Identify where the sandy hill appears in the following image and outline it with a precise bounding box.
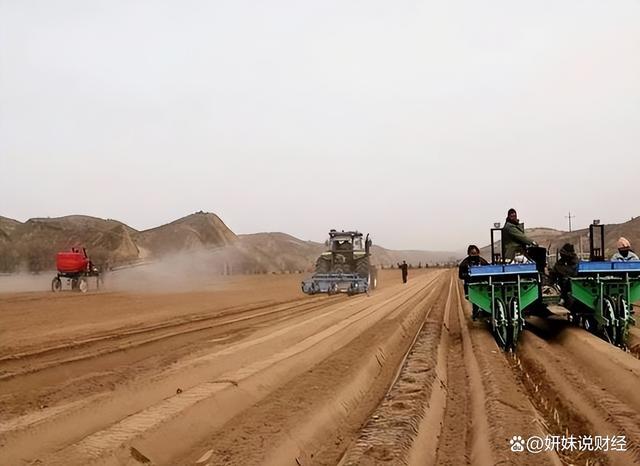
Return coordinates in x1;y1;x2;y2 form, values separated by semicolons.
0;215;140;272
136;212;237;257
0;212;237;273
480;217;640;260
238;233;325;272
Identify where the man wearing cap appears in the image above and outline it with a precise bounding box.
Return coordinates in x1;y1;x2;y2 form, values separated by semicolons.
458;245;489;281
458;245;489;320
501;208;536;262
611;237;640;261
550;243;580;306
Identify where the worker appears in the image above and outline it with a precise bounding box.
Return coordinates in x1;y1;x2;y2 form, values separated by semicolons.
397;260;409;283
549;243;579;306
458;245;489;320
458;245;489;281
611;237;640;261
502;208;536;262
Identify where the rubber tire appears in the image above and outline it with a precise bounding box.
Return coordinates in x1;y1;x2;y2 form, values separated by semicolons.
315;257;330;274
355;257;370;278
78;278;88;293
51;277;62;292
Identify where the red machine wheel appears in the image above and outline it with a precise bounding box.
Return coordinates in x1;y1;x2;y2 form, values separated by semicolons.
78;278;88;293
51;277;62;292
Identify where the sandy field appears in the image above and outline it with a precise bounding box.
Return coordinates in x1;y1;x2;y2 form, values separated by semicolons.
1;268;639;465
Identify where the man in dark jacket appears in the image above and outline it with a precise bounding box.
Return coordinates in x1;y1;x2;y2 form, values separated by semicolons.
502;208;536;262
458;245;489;280
398;261;408;283
549;243;579;306
459;245;489;320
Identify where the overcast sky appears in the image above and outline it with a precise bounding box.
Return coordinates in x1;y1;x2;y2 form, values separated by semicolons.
1;0;639;250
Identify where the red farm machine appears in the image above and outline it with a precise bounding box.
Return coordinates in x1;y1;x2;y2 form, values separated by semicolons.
51;248;101;293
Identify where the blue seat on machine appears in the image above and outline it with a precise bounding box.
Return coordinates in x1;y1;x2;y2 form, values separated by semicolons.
578;262;613;272
612;262;640;271
468;263;537;276
468;264;503;276
503;263;537;274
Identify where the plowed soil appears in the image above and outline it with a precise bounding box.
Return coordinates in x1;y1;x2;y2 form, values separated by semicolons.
1;269;638;465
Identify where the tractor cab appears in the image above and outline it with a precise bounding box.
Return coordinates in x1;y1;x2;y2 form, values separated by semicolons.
326;230;371;254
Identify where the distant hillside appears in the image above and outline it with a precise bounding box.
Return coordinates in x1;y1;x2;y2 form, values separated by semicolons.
0;213;461;274
0;215;140;272
6;212;636;274
238;232;460;271
0;212;236;272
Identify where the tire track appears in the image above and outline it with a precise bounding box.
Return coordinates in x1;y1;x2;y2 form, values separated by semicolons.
2;272;444;465
180;272;447;466
0;295;344;380
515;328;640;465
338;274;454;465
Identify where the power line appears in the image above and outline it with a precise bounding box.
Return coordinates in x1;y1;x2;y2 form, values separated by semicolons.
565;211;575;232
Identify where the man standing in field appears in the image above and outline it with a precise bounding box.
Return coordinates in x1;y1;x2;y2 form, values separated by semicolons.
397;261;409;283
501;208;536;262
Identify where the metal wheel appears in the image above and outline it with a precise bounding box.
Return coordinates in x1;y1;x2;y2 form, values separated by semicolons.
508;298;522;351
615;297;630;348
492;298;509;350
581;314;596;333
602;297;618;344
619;297;630;319
51;277;62;292
78;278;88;293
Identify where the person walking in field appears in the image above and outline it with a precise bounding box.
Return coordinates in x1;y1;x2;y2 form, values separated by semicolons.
611;237;640;261
502;208;536;262
397;260;409;283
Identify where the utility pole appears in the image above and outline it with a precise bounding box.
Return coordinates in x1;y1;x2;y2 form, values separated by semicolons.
565;211;575;232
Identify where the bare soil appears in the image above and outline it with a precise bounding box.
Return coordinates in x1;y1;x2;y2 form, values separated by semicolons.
1;269;638;465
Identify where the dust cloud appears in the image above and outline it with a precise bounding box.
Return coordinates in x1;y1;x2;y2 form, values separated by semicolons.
0;246;260;294
0;274;53;293
104;246;254;293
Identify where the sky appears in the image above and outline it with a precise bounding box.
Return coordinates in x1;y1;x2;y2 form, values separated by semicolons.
1;0;639;251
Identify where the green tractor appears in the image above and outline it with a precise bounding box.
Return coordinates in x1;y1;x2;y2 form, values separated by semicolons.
302;229;377;295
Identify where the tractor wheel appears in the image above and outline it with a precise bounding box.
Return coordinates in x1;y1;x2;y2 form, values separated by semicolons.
355;258;377;291
315;257;330;274
78;278;88;293
51;277;62;292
